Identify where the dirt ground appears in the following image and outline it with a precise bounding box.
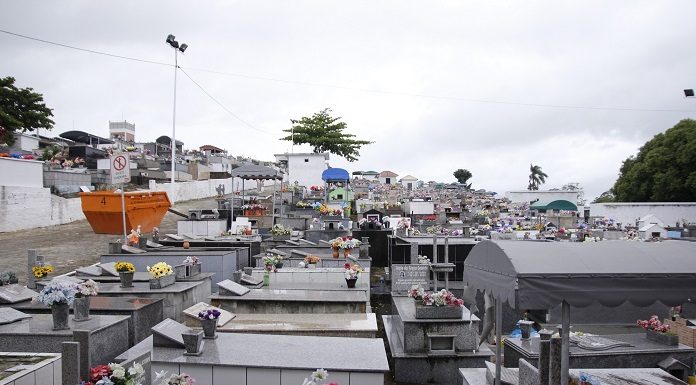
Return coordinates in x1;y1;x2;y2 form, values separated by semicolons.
0;197;220;283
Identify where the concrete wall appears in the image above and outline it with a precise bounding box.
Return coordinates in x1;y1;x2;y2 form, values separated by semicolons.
590;202;696;228
505;190;579;204
0;157;44;188
13;132;40;152
403;200;434;215
0;186;85;232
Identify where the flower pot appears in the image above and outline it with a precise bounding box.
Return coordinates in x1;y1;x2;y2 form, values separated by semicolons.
182;330;204;355
150;273;175;289
332;248;340;258
346;278;357;288
119;272;134;288
174;264;188;279
414;303;463;319
183;240;190;249
52;303;70;330
518;320;534;340
646;329;679;346
73;296;91;322
263;272;270;287
200;318;217;339
344;248;351;257
186;263;201;277
308;263;317;270
275;262;284;269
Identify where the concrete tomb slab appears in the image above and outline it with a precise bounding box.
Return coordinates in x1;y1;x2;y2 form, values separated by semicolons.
183;302;235;326
152;318;191;348
100;262;119;277
217;279;250;296
0;284;37;304
75;265;103;276
0;308;32;324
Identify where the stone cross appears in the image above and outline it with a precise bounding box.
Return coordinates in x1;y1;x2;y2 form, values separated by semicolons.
27;249;43;289
359;237;371;259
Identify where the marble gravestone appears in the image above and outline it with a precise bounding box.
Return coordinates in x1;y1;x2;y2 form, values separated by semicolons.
0;285;37;304
183;302;235;326
0;308;32;324
152;318;192;348
391;264;430;293
217;280;250;296
100;262;119;277
76;265;103;276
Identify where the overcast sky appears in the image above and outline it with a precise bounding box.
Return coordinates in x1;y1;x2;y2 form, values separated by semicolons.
3;1;696;200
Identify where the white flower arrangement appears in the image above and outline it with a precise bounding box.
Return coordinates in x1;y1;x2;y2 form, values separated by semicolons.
301;368;329;385
76;279;99;297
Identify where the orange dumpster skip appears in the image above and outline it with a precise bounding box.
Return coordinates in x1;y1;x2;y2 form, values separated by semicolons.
79;191;171;234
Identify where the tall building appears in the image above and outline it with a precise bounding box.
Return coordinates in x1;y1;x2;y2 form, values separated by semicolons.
109;121;135;143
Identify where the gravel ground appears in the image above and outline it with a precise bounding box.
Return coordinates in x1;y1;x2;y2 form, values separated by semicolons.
0;197;220;283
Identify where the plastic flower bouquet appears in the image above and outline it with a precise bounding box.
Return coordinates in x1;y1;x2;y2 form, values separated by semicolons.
147;262;174;279
115;262;135;273
36;281;77;308
407;284;425;300
183;256;199;265
417;255;431;265
339;236;361;250
301;368;336;385
197;308;221;320
344;263;363;279
76;279;99;297
263;253;281;266
637;315;671;333
32;264;54;278
422;289;465;307
270;224;291;236
85;362;145;385
154;371;197;385
304;255;321;264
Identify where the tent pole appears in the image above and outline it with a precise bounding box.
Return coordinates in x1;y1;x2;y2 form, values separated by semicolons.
561;300;570;385
495;297;502;385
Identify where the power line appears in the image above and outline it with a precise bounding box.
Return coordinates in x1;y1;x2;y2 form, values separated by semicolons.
178;67;273;135
2;28;694;114
0;29;171;67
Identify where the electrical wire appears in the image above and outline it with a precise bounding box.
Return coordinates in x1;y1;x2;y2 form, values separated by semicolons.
178;67;273;135
1;28;694;114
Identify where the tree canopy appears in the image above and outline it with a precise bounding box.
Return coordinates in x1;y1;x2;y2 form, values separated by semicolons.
453;168;472;188
0;76;54;146
280;108;372;162
612;119;696;202
527;164;548;190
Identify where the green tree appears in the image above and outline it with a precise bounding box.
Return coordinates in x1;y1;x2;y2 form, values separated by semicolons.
0;77;54;146
527;164;548;190
453;168;473;188
592;190;615;203
612;119;696;201
280;108;372;162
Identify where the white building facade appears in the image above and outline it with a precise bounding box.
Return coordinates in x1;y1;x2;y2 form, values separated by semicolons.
589;202;696;228
274;152;329;188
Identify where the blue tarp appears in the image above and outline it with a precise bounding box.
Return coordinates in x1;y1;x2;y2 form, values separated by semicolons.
322;168;349;182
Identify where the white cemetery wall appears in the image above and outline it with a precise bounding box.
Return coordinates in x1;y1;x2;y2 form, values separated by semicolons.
505;190;579;204
0;185;85;232
590;202;696;228
0;157;43;188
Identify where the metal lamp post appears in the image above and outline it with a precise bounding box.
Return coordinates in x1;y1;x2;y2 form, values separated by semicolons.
166;34;188;202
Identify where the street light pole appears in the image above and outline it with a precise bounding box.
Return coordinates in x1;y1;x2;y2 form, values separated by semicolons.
166;34;188;203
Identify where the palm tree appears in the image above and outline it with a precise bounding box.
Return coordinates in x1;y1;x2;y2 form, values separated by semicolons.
528;164;548;190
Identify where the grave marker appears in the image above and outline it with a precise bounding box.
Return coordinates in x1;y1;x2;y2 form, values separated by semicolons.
76;265;103;276
0;284;37;304
391;264;430;294
241;274;263;288
99;262;119;277
152;318;191;348
183;302;235;326
0;308;32;325
217;279;250;296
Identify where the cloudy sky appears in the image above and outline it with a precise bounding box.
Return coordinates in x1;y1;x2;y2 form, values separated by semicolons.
3;1;696;200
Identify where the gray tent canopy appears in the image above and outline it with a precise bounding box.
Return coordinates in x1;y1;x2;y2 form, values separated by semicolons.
231;164;282;180
463;239;696;385
463;240;696;308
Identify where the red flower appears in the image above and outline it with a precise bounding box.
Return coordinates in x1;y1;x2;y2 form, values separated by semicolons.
344;263;350;269
90;365;111;382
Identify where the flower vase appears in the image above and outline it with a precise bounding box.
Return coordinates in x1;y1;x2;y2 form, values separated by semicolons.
275;261;283;269
308;263;317;270
182;330;204;355
52;303;70;330
344;248;351;257
263;272;270;286
518;320;534;340
332;247;340;259
119;272;134;288
346;278;357;288
200;318;217;339
73;296;91;322
150;274;176;289
183;240;190;249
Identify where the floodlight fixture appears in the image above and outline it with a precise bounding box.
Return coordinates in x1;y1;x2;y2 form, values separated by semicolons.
685;89;695;98
179;43;188;53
